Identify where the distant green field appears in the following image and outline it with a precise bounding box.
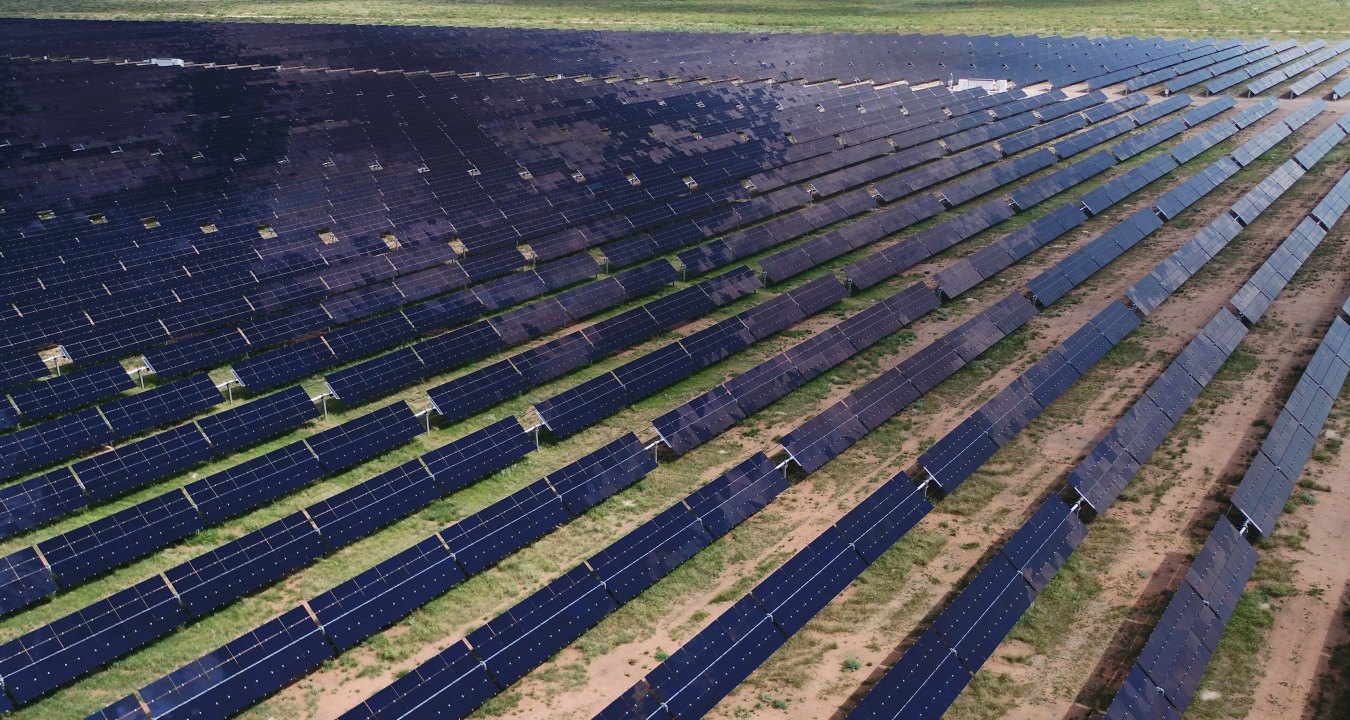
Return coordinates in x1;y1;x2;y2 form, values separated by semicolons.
0;0;1344;39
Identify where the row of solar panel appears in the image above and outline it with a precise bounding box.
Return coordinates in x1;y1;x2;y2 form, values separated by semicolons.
608;294;1130;717
748;89;1032;194
1232;315;1350;535
1072;308;1248;512
0;373;225;483
0;360;133;429
423;265;759;430
1251;41;1350;95
0;400;447;705
0;22;1212;87
1286;50;1350;97
1205;39;1324;94
602;474;932;720
847;493;1088;720
697;92;1150;287
1106;518;1259;719
219;250;608;392
2;72;772;297
536;274;858;439
1127;121;1330;316
0;385;318;549
920;301;1140;491
0;353;51;396
1308;144;1350;231
653;282;935;455
1127;42;1261;92
587;89;1049;270
782;292;1036;473
93;426;660;720
930;95;1242;301
1030;101;1286;308
1164;41;1296;95
321;258;681;407
146;250;603;380
279;88;1069;410
1230;99;1324;167
331;451;787;720
840;94;1193;297
848;183;1324;715
0;397;411;620
1085;40;1237;91
2;80;820;364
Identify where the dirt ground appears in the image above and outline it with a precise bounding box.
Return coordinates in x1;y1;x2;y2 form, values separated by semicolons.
279;93;1350;720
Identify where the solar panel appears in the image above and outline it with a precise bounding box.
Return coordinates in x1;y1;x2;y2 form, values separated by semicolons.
535;372;632;438
38;488;204;587
185;441;325;526
309;459;440;550
166;511;326;618
0;407;114;480
0;576;186;704
304;401;424;474
685;452;787;538
8;360;131;421
0;353;49;393
440;478;569;575
0;546;59;618
197;385;318;455
231;337;336;391
139;606;332;719
0;466;88;543
780;403;869;473
349;641;497;720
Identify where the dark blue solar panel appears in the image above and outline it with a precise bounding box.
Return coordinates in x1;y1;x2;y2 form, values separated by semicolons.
648;595;785;719
87;694;148;720
469;565;618;686
346;641;496;720
100;373;223;439
780;402;868;473
680;318;755;369
652;386;745;455
440;479;569;575
919;415;998;491
413;321;507;374
548;433;654;514
753;528;866;635
419;416;532;495
785;275;848;316
0;467;88;541
38;488;204;587
9;360;132;421
512;333;599;384
185;441;325;525
1184;518;1257;623
0;576;186;704
0;353;49;393
685;452;786;538
847;630;970;720
139;606;332;720
532;372;627;439
0;546;58;617
0;407;110;480
588;503;714;604
232;337;336;391
197;385;318;455
834;475;931;563
304;401;423;474
644;286;716;329
724;353;806;416
612;342;698;402
1105;665;1181;720
165;512;326;618
309;459;439;550
613;260;680;298
843;368;920;432
311;534;463;653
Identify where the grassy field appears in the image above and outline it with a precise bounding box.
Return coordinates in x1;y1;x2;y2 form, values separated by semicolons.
0;0;1345;39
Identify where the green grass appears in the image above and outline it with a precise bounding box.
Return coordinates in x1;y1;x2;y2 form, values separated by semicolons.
0;0;1344;39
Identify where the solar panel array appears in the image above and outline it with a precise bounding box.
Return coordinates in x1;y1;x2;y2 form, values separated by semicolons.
1107;295;1350;720
843;129;1347;720
0;16;1339;720
1250;40;1350;96
1205;39;1324;94
0;386;318;545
